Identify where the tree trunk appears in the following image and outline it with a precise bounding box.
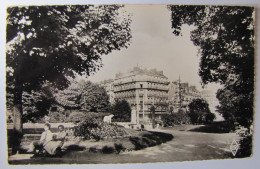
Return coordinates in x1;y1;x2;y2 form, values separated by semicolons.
13;105;22;132
151;106;156;128
11;83;23;154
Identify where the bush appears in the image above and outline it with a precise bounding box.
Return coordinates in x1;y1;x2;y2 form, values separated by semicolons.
161;114;175;127
235;129;253;158
66;111;108;123
101;146;115;154
74;118;128;140
161;112;190;127
110;99;131;122
236;134;252;158
188;98;215;124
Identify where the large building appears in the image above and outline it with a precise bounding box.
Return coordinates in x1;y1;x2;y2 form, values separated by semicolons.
113;67;169;123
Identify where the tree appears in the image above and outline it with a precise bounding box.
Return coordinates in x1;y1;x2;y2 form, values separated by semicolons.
55;80;110;112
168;5;254;128
216;87;253;127
149;99;168;128
188;98;215;124
6;5;132;134
111;99;131;122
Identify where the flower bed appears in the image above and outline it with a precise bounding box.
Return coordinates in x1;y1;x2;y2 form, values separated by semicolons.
73;119;129;140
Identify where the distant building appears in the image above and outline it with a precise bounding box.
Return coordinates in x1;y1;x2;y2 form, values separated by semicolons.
99;79;115;104
113;67;170;123
168;77;201;112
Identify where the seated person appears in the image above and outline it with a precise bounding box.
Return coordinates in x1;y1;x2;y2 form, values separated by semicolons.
28;123;53;154
44;125;67;156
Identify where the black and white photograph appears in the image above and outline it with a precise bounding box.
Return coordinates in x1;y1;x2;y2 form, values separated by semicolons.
2;1;257;167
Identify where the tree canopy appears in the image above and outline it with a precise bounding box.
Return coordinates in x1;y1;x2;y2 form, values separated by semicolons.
168;5;254;128
55;80;110;112
188;98;215;124
7;5;132;90
111;99;131;122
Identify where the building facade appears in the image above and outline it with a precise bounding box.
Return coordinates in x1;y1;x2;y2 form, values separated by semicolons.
99;79;115;104
168;78;202;112
113;67;169;123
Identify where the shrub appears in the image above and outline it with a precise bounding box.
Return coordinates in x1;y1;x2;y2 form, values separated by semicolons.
74;118;128;140
110;99;131;122
66;111;108;123
188;98;215;124
161;112;190;127
101;146;115;154
235;129;253;158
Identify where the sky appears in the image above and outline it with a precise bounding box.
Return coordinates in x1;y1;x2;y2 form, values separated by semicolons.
87;5;220;92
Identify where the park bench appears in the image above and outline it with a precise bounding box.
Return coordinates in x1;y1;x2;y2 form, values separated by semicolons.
8;123;76;154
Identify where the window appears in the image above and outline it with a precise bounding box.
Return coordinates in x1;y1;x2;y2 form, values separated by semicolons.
140;84;143;88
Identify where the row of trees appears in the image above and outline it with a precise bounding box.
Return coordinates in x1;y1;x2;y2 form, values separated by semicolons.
7;78;132;123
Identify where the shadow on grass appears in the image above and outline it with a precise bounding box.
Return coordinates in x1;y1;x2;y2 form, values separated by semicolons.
64;145;86;152
130;131;174;150
189;121;234;133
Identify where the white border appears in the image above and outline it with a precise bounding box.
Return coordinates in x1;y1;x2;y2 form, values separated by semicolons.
1;1;259;169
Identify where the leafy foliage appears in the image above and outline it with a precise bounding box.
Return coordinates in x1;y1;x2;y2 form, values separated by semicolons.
161;109;191;127
66;111;106;123
216;85;253;128
55;80;110;112
21;89;52;122
236;134;252;158
188;98;215;124
74;118;128;140
168;5;254;128
110;99;131;122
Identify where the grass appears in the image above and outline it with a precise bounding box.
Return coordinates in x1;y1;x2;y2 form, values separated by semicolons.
189;121;234;133
72;130;174;154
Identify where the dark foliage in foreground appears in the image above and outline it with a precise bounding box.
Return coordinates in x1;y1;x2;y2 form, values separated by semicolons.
235;132;253;158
